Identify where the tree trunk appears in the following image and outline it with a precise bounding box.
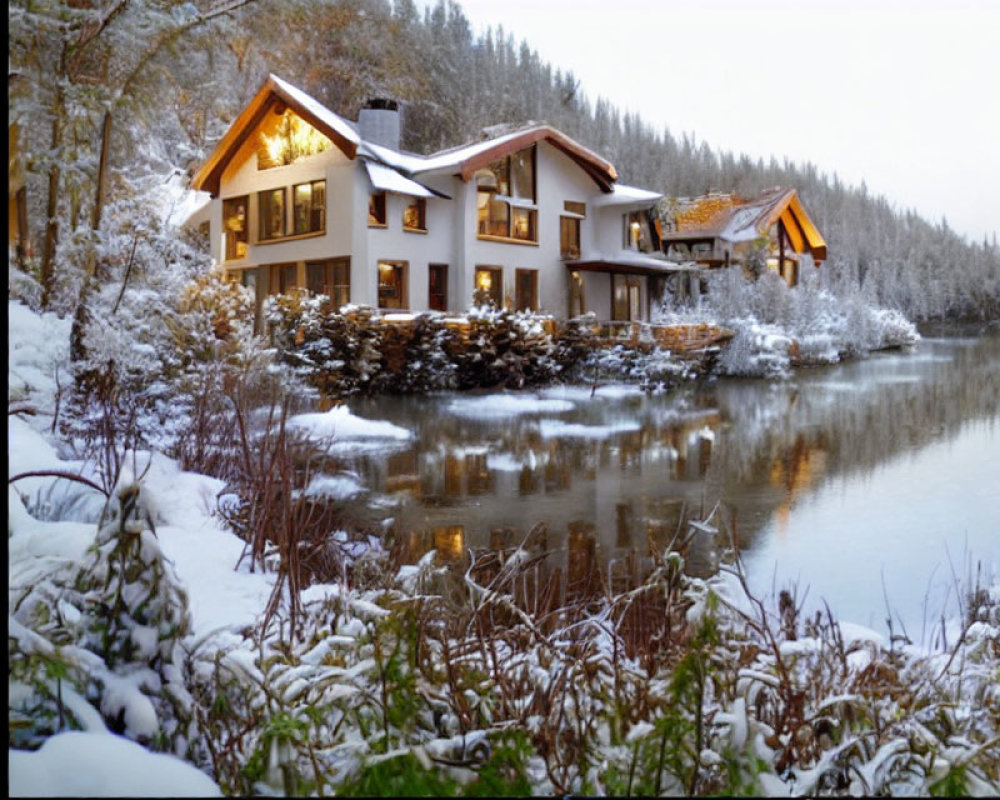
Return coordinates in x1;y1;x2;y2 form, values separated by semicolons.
40;45;69;310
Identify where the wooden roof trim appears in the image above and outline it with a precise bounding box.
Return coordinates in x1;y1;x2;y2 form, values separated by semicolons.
779;207;806;253
458;127;617;192
758;189;827;262
190;76;358;197
787;193;827;261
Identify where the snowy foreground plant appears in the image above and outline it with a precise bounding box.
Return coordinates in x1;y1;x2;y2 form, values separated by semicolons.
9;464;998;795
10;478;195;754
182;545;998;796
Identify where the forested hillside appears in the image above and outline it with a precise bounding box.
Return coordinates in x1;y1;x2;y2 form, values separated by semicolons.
9;0;999;321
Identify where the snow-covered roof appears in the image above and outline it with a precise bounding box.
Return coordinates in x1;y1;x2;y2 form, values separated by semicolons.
591;184;663;208
192;75;625;196
661;187;827;261
363;161;446;199
268;74;360;148
567;250;699;274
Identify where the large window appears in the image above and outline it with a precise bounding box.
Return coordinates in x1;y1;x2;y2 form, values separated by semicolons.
377;260;408;309
429;264;448;311
268;263;298;295
403;197;427;232
222;196;248;260
612;274;642;321
293;180;325;235
515;269;538;312
259;188;286;241
474;266;503;308
307;257;350;307
476;146;537;243
560;217;580;259
560;200;585;259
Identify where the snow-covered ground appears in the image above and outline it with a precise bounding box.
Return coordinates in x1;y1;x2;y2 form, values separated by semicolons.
8;299;997;796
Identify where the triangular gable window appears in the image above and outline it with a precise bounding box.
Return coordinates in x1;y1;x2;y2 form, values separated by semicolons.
258;109;332;170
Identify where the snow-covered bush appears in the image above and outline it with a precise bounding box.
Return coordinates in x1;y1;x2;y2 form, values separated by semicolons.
62;258;288;486
10;480;195;756
661;269;921;377
268;301;707;397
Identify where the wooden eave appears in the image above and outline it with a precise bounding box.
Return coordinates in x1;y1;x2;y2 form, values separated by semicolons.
759;189;827;262
190;76;359;197
457;127;618;193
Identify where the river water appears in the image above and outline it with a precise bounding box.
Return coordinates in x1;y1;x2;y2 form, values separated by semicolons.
337;334;1000;639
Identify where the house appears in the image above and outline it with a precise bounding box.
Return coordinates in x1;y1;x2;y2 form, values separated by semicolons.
187;74;680;326
659;187;827;287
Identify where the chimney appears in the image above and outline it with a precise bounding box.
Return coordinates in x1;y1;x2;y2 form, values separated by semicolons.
358;98;400;151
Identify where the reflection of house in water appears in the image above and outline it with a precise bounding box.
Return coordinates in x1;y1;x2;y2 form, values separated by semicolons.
769;434;829;534
341;403;724;590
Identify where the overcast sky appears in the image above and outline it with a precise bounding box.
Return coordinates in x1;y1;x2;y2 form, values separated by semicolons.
444;0;998;244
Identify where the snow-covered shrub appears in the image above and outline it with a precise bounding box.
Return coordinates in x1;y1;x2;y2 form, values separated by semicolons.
62;256;289;486
10;480;195;757
267;295;385;395
664;268;921;375
714;320;793;378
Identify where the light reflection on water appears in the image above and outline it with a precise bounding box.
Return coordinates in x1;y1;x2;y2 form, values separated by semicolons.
340;334;1000;636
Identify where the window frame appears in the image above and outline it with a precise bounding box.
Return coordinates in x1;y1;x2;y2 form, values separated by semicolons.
560;216;581;259
515;268;539;312
428;263;448;311
377;260;409;309
368;192;387;227
292;179;326;236
474;265;504;308
258;188;286;242
403;197;427;233
612;274;642;321
267;262;298;296
222;195;249;261
476;145;538;244
306;257;350;308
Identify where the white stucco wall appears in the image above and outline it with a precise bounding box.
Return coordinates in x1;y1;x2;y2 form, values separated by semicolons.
207;128;657;319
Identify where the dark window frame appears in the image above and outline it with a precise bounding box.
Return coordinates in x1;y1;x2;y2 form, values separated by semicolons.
258;188;286;241
428;263;448;311
368;192;387;227
515;268;538;312
293;179;326;235
377;260;409;309
476;145;538;243
222;195;249;260
403;197;427;232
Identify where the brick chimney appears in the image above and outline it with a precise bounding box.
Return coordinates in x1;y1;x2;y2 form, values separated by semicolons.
358;98;400;151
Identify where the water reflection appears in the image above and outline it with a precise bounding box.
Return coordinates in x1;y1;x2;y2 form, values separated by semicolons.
342;335;1000;633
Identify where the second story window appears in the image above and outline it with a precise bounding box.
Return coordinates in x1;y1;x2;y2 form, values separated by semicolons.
259;188;286;241
476;145;537;243
560;201;585;260
624;210;653;253
368;192;387;226
222;195;248;260
293;180;325;235
403;197;426;232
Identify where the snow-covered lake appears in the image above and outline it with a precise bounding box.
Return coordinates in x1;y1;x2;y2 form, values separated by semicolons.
331;334;1000;640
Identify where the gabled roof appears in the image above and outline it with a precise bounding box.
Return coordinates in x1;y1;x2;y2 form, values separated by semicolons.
662;187;827;262
406;125;618;193
192;75;621;197
191;75;360;196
